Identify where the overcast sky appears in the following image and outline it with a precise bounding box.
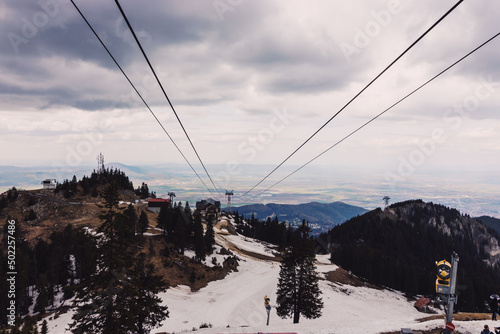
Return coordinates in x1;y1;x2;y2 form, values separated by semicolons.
1;0;499;199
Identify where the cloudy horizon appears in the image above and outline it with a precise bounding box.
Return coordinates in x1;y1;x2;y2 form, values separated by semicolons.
1;0;499;207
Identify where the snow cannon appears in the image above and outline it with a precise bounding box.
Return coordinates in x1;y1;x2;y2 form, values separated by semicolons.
435;259;451;294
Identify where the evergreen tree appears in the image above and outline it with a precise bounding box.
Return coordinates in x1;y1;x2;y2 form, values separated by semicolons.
123;204;138;240
276;221;323;323
121;253;169;334
184;202;194;236
204;218;215;253
34;274;49;314
71;183;168;333
40;320;48;334
138;211;149;235
165;207;175;239
156;206;168;236
81;176;90;195
172;208;188;254
71;175;78;194
193;213;206;262
20;316;38;334
71;183;133;333
135;183;152;199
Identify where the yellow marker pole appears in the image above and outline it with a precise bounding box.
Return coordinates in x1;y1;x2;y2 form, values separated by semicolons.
264;296;271;326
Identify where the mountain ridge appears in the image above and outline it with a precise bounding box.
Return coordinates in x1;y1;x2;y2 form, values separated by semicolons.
476;215;500;235
322;199;500;312
233;201;368;233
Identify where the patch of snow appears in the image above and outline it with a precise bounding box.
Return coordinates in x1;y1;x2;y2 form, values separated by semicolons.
222;234;277;258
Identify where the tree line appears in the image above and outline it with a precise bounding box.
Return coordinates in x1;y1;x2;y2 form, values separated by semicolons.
54;168;155;199
155;201;215;263
0;181;225;332
232;211;293;250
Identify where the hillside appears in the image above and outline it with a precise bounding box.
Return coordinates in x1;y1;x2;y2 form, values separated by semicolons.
320;199;500;312
476;215;500;235
233;201;368;233
1;188;496;333
40;231;491;334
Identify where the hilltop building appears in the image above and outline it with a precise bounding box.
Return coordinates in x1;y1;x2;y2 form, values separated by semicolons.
41;179;57;190
195;198;221;222
147;198;171;213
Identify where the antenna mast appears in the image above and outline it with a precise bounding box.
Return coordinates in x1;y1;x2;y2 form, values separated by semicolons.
97;153;105;173
383;196;391;209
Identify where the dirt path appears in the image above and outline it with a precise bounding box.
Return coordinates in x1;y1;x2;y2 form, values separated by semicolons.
215;233;282;262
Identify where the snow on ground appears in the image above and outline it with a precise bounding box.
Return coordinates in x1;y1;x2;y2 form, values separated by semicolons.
184;245;230;267
154;253;420;334
40;232;489;333
221;233;278;258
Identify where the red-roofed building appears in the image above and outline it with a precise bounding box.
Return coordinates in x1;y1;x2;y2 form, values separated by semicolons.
147;198;171;213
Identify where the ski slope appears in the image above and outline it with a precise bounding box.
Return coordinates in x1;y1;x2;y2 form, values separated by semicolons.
42;230;489;333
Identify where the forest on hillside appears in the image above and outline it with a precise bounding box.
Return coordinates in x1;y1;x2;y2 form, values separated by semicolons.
317;200;500;312
0;171;236;331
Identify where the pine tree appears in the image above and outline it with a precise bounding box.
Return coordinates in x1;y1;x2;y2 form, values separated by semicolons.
71;183;169;333
40;320;48;334
165;206;175;239
276;221;323;323
121;253;169;333
184;202;194;236
193;213;206;262
71;182;131;333
138;211;149;235
204;218;215;254
20;315;38;334
156;206;168;236
123;204;138;240
34;274;49;314
172;208;187;254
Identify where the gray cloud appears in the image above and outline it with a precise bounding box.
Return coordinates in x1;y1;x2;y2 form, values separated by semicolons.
1;0;499;175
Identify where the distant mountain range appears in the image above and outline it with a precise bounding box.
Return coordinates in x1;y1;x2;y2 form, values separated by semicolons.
232;201;368;233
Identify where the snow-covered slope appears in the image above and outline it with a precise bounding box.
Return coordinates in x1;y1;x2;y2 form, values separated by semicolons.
42;230;488;334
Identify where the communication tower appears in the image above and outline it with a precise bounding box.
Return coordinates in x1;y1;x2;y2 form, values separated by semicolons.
383;196;391;209
97;153;105;173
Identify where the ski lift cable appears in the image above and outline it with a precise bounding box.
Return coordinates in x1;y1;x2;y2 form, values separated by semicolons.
69;0;218;199
242;0;464;197
114;0;223;197
254;30;500;197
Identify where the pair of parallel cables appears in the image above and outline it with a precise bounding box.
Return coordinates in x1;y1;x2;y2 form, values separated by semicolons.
70;1;498;199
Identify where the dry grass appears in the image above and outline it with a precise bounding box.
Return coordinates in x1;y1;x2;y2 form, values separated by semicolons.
381;329;443;334
324;267;383;289
416;313;490;323
139;235;237;291
379;313;491;333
